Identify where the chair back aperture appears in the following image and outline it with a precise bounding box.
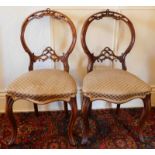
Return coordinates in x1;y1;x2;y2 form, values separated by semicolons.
21;8;77;72
81;9;135;72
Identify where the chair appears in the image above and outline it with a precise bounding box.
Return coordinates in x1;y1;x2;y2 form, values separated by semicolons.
81;9;151;144
6;8;77;146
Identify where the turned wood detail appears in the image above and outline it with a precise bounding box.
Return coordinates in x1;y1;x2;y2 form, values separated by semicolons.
81;9;135;72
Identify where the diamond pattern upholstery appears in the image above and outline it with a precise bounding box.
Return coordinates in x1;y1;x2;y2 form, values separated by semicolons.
7;69;77;103
82;68;151;103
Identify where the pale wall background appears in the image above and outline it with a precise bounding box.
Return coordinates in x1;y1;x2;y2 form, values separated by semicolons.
0;6;155;112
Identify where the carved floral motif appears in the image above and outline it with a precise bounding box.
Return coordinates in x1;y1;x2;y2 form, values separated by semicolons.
89;9;129;23
28;8;68;22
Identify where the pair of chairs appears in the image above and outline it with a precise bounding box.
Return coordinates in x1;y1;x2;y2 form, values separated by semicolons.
5;8;151;146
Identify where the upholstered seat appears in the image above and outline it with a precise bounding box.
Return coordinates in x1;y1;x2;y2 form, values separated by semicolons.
7;69;77;103
83;68;151;103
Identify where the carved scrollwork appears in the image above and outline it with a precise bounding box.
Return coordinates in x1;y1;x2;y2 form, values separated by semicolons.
96;47;119;62
36;47;60;62
81;9;135;71
89;9;129;23
21;8;77;72
28;8;68;22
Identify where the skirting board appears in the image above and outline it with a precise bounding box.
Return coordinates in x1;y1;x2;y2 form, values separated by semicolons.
0;86;155;113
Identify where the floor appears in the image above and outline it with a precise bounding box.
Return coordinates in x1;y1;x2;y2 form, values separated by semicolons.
0;108;155;149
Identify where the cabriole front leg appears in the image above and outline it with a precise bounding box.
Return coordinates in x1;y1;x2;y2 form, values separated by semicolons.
68;97;77;146
139;94;151;143
6;95;17;145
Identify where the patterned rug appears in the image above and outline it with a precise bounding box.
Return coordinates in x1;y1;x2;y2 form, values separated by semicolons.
0;108;155;149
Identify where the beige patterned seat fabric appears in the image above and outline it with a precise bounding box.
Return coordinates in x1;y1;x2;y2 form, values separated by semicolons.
7;69;77;104
83;68;151;103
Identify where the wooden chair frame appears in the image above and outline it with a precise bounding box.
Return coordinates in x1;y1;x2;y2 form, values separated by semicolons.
81;9;151;144
6;8;77;146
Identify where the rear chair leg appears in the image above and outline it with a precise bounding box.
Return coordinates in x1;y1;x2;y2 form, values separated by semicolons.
116;104;121;115
88;101;92;116
33;103;39;117
64;101;69;118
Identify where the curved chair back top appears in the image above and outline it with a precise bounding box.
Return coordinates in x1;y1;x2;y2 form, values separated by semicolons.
21;8;77;72
81;9;135;72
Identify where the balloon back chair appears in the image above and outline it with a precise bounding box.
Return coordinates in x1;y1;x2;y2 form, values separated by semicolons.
6;8;77;146
81;9;151;144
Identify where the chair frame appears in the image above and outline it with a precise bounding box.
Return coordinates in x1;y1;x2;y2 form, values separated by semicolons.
81;9;151;144
6;8;77;146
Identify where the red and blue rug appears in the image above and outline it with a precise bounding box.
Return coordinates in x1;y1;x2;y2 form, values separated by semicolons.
0;108;155;149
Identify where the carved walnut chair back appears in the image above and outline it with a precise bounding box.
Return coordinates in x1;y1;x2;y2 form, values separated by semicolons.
6;8;77;146
81;9;135;72
81;9;151;145
21;8;76;72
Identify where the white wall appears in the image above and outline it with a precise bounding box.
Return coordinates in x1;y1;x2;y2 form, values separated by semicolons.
0;6;155;112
